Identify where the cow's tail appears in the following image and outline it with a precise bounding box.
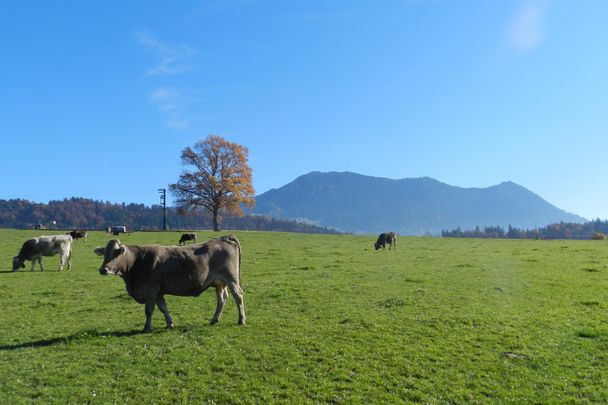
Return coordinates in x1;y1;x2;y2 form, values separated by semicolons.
221;235;242;285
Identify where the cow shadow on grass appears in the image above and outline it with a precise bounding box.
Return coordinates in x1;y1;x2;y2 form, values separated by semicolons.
0;329;145;351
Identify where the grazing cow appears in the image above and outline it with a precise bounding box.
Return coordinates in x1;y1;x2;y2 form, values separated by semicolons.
13;235;73;272
105;226;112;235
179;233;197;246
68;230;88;242
374;232;397;251
94;235;245;332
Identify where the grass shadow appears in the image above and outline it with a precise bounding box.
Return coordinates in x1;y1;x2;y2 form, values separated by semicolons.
0;329;144;351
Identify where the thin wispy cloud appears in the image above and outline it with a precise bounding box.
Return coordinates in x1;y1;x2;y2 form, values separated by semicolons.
507;1;551;52
149;87;203;131
136;32;198;76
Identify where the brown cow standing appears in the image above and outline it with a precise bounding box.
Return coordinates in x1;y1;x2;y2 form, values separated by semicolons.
374;232;397;251
94;235;245;332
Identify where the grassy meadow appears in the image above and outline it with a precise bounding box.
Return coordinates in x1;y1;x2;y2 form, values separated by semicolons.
0;229;607;403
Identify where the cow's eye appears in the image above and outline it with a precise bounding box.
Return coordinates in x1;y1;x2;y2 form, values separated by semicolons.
113;249;122;257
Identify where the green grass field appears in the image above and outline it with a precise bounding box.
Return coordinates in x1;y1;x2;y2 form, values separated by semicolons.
0;229;607;403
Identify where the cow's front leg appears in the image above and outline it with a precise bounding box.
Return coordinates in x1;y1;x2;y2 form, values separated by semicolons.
227;282;246;325
210;286;228;325
143;300;155;332
157;295;173;329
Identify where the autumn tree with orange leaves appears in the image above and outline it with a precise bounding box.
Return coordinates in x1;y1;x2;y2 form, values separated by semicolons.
170;135;255;231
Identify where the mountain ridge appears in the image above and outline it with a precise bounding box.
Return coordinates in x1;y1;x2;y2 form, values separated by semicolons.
253;171;586;235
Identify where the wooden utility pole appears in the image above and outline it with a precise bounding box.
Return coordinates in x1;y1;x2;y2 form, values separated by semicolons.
158;188;167;231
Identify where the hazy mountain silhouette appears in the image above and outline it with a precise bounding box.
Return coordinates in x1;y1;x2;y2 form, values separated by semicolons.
253;171;586;235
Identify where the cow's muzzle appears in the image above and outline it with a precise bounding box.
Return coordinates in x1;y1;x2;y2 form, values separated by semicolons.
99;267;112;276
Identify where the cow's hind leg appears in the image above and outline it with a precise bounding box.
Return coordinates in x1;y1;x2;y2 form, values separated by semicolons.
227;282;246;325
143;300;155;332
58;253;65;271
210;286;228;325
157;295;173;329
66;249;72;271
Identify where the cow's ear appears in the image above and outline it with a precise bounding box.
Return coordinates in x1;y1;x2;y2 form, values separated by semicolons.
94;247;105;256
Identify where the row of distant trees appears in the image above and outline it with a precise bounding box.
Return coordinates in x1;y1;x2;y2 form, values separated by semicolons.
0;198;340;234
0;134;269;233
442;220;608;240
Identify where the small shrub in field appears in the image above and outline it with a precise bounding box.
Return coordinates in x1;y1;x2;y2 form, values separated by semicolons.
591;232;606;240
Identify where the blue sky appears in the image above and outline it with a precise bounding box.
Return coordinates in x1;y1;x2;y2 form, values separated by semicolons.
1;0;607;220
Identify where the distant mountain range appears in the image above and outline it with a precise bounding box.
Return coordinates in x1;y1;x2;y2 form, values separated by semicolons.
253;171;586;235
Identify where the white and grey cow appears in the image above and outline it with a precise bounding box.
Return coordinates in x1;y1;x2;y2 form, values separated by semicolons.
12;234;73;272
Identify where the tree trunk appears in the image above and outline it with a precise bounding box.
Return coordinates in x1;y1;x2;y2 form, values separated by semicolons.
212;207;220;231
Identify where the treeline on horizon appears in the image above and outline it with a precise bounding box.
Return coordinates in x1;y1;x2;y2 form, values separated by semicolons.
442;221;608;240
0;198;341;234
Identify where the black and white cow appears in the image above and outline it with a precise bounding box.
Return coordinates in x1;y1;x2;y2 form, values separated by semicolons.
111;226;127;236
374;232;397;251
68;230;88;241
178;233;197;246
13;235;73;271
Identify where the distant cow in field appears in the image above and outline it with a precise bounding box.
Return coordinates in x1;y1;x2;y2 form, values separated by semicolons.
94;235;245;332
374;232;397;251
111;226;127;236
68;230;88;241
105;226;111;235
13;235;73;272
179;233;197;246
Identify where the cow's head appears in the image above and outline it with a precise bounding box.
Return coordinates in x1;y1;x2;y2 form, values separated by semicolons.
374;242;382;251
12;256;25;271
94;239;126;276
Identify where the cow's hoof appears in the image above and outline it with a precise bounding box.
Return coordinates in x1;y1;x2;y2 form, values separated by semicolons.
166;323;174;329
143;327;153;333
210;318;219;325
238;319;246;325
